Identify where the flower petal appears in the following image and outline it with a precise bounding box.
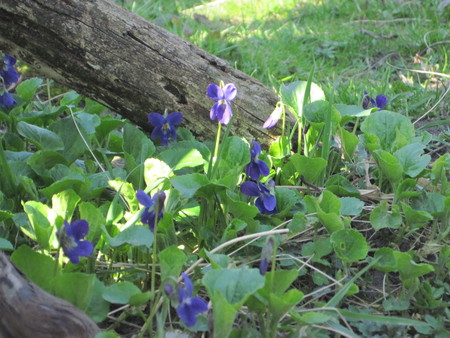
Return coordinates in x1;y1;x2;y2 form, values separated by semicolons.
181;272;193;297
70;220;89;241
148;113;165;127
223;83;237;101
375;95;387;110
210;102;220;120
259;258;268;275
136;190;153;207
0;92;16;108
75;240;94;257
263;114;279;129
189;297;208;315
206;83;223;101
257;159;270;177
176;302;197;327
251;141;261;158
218;102;232;125
241;181;261;197
245;162;261;181
167;112;183;126
65;247;81;264
262;194;277;211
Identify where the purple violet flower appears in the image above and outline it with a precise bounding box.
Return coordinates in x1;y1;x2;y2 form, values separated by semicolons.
175;272;208;327
245;141;270;180
259;258;269;275
57;220;94;264
0;54;19;108
362;90;387;110
148;112;183;146
0;92;16;108
206;82;237;125
1;55;19;87
241;180;277;215
136;189;166;231
263;104;282;129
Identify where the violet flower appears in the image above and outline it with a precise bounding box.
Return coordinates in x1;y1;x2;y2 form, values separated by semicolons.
0;92;16;108
175;272;208;327
241;180;277;215
57;220;94;264
263;103;282;129
136;189;166;231
207;82;237;125
245;140;269;180
1;55;19;87
362;90;387;110
148;111;183;146
0;54;19;108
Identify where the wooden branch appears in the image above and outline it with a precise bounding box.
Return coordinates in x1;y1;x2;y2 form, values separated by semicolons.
0;0;281;146
0;251;100;337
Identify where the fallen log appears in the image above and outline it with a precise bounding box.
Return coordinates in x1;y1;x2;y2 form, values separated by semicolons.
0;251;100;337
0;0;280;146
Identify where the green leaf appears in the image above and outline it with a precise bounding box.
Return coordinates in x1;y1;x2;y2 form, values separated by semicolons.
373;150;404;188
143;158;171;190
102;281;142;304
288;212;307;233
401;202;433;231
11;245;59;293
370;200;402;230
0;238;13;250
394;143;431;178
108;178;139;211
203;268;265;306
171;173;210;198
394;252;434;281
211;291;239;338
360;110;414;152
123;124;155;164
50;118;90;163
105;225;154;248
51;189;81;221
159;246;187;282
269;136;290;158
75;112;101;135
339;197;364;216
301;237;333;266
290;154;327;185
325;175;360;197
219;136;250;170
27;150;68;180
304;100;341;128
159;147;204;170
269;289;304;326
374;247;398;273
16;78;43;103
280;81;325;118
129;291;152;307
411;192;446;217
330;229;368;262
85;278;109;322
17;121;64;150
205;250;231;269
337;128;359;161
78;202;104;242
53;272;96;311
334;104;373;118
23;201;54;250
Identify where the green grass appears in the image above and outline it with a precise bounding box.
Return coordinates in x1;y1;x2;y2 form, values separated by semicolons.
118;0;449;119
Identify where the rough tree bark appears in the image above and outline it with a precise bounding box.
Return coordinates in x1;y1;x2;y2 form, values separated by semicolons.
0;0;281;145
0;251;100;337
